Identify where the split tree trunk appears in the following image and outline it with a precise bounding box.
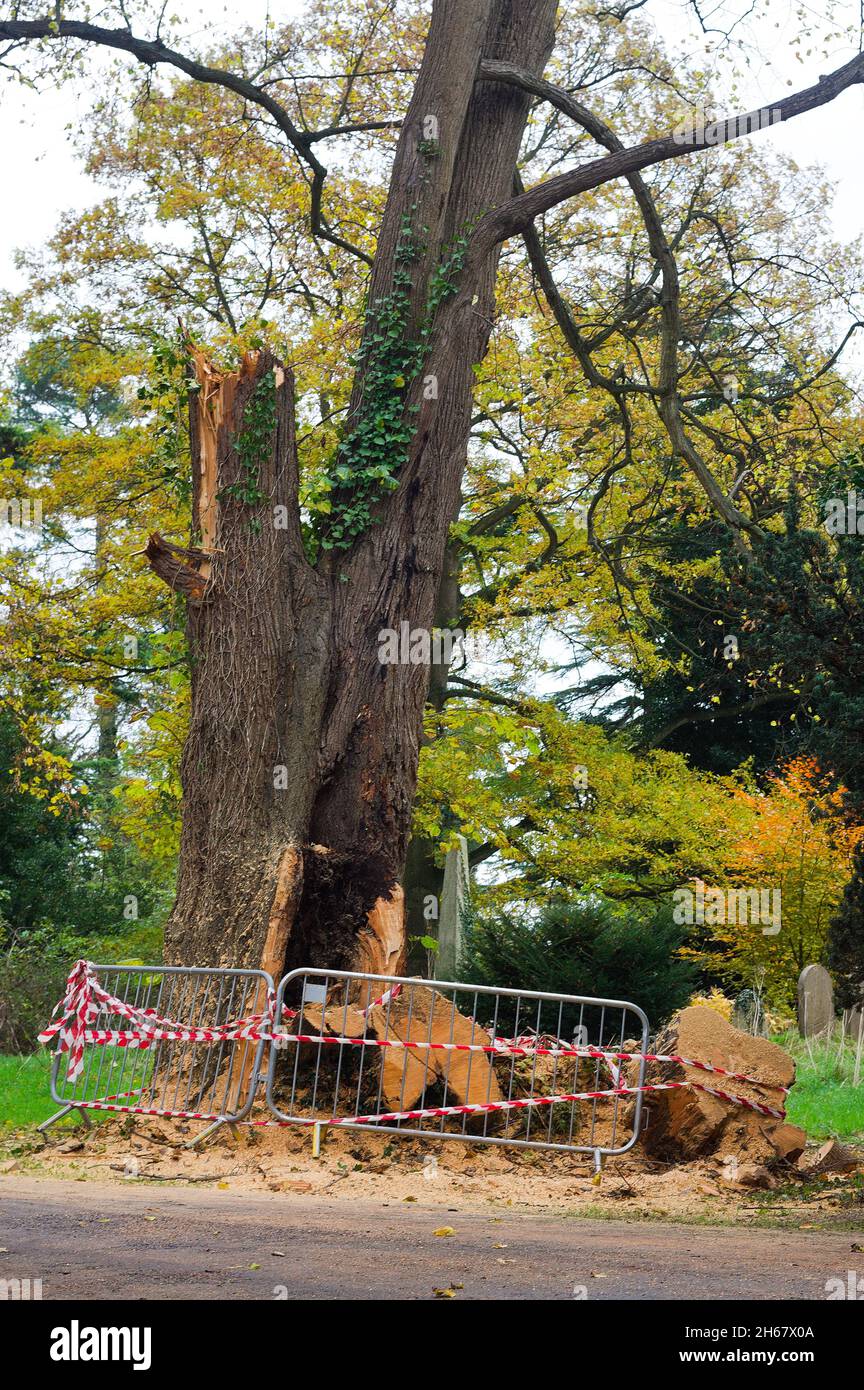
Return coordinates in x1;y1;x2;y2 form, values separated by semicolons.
146;0;558;977
146;350;330;971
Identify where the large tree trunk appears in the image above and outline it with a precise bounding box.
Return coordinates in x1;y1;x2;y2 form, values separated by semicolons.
146;350;331;970
147;0;557;975
404;536;464;973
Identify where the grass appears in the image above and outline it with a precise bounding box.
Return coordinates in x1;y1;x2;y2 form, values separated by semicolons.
0;1051;57;1128
774;1027;864;1141
1;1047;155;1130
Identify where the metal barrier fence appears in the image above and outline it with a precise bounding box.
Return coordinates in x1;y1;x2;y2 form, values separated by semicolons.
266;968;650;1161
42;962;274;1145
39;961;650;1162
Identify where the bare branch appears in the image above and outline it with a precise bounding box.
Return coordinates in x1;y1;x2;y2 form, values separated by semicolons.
487;58;766;540
473;51;864;253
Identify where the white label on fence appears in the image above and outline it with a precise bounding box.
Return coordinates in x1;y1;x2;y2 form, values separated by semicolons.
301;983;328;1006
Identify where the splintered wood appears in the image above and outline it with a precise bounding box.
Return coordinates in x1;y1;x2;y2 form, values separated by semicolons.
144;346;266;601
189;346;262;581
356;887;407;978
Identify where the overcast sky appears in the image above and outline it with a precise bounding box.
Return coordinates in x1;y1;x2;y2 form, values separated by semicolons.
0;0;861;286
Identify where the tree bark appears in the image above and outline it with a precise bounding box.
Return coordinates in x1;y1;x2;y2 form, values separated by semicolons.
145;0;558;975
306;0;556;957
404;535;464;973
149;349;330;969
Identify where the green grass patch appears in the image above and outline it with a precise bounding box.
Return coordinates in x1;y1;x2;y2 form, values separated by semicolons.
774;1029;864;1141
0;1051;57;1128
0;1051;124;1129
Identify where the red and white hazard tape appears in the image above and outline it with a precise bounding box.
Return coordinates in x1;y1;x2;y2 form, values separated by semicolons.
59;1076;785;1127
361;983;402;1015
324;1078;787;1126
39;963;787;1120
269;1031;789;1098
38;960;99;1083
38;961;275;1082
39;962;402;1082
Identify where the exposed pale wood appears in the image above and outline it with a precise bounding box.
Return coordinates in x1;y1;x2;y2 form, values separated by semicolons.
189;348;261;581
259;845;303;982
230;845;305;1111
355;886;407;980
304;1003;370;1038
370;986;502;1111
642;1006;796;1163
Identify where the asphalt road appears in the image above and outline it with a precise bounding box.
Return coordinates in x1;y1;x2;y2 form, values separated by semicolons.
0;1177;859;1300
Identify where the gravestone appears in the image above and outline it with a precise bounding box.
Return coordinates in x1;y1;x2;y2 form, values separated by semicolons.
797;963;834;1038
435;834;470;981
844;1006;864;1043
733;987;766;1036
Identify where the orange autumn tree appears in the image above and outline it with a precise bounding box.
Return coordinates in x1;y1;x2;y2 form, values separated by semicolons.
703;759;863;1010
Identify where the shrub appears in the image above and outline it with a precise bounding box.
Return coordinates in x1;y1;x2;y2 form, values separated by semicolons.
460;897;696;1037
0;921;164;1054
689;987;734;1019
0;935;74;1054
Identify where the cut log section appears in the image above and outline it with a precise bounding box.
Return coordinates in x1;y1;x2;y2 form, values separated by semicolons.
300;1002;369;1039
798;1138;860;1174
291;984;501;1117
368;986;503;1112
640;1005;798;1164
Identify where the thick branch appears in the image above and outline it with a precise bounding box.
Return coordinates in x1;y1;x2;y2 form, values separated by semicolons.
472;51;864;254
144;532;208;600
647;692;797;747
492;61;758;539
467;816;536;869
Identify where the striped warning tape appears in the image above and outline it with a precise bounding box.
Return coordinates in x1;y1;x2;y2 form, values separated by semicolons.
40;963;398;1081
267;1032;790;1096
54;1076;786;1126
39;961;286;1080
39;963;788;1121
361;983;403;1015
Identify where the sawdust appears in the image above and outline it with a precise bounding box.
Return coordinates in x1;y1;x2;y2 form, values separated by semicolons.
12;1117;861;1225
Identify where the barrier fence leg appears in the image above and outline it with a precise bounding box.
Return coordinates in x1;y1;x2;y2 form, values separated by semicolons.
38;1104;92;1134
312;1121;325;1158
186;1117;230;1150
